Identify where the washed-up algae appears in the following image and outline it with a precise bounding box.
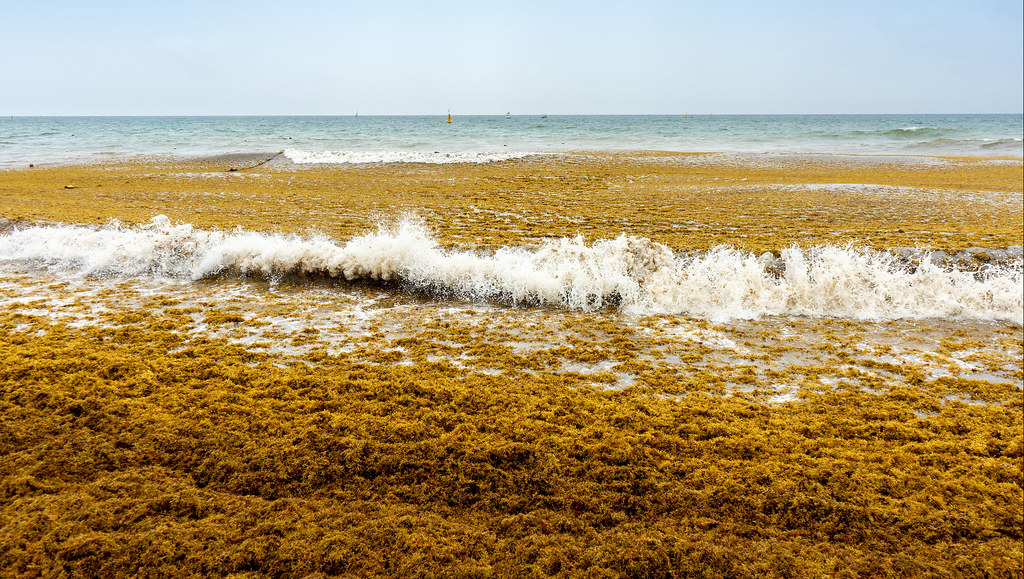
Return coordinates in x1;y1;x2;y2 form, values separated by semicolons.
1;153;1021;252
1;153;1023;577
1;304;1021;577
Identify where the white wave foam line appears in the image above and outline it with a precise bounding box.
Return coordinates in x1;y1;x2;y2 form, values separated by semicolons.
1;216;1021;323
283;149;532;164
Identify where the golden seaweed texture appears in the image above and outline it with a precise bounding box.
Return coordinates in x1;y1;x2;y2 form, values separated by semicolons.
1;310;1021;577
1;153;1021;252
1;154;1022;577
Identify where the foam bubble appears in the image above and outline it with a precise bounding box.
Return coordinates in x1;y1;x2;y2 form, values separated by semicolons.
1;216;1021;323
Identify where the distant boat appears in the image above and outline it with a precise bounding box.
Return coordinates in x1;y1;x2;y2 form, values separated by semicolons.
505;112;511;119
540;115;547;119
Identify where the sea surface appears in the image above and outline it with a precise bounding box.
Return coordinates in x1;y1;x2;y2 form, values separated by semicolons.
1;114;1021;168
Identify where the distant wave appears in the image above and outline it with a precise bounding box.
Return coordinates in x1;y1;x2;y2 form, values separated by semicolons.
980;138;1024;148
790;128;1022;155
283;149;534;164
904;137;1024;153
1;216;1021;322
828;127;961;139
879;127;956;137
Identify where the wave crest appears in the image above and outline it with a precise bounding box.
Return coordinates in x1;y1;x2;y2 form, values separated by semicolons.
1;216;1021;322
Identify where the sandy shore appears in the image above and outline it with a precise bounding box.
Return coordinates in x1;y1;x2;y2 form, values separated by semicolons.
1;153;1022;576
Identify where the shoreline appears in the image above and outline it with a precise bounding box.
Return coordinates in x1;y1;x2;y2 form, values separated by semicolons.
4;147;1023;171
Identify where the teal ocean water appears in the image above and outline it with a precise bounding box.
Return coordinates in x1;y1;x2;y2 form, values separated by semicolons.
1;114;1021;168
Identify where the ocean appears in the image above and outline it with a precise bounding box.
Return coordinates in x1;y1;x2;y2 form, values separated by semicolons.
1;114;1022;168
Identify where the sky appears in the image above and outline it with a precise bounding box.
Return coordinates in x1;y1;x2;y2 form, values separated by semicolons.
3;0;1022;115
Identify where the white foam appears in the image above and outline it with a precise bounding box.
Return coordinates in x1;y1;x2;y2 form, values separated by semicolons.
283;149;532;164
1;216;1021;323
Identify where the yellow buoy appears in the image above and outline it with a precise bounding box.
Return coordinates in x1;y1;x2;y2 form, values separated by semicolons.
446;111;452;123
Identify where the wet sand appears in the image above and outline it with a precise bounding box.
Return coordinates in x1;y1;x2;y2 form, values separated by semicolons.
1;153;1022;576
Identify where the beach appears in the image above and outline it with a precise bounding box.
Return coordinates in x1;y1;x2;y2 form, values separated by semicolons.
1;151;1022;576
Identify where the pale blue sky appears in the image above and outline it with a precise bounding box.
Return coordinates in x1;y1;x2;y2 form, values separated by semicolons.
3;0;1022;115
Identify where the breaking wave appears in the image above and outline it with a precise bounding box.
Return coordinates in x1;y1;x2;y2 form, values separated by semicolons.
1;216;1021;322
